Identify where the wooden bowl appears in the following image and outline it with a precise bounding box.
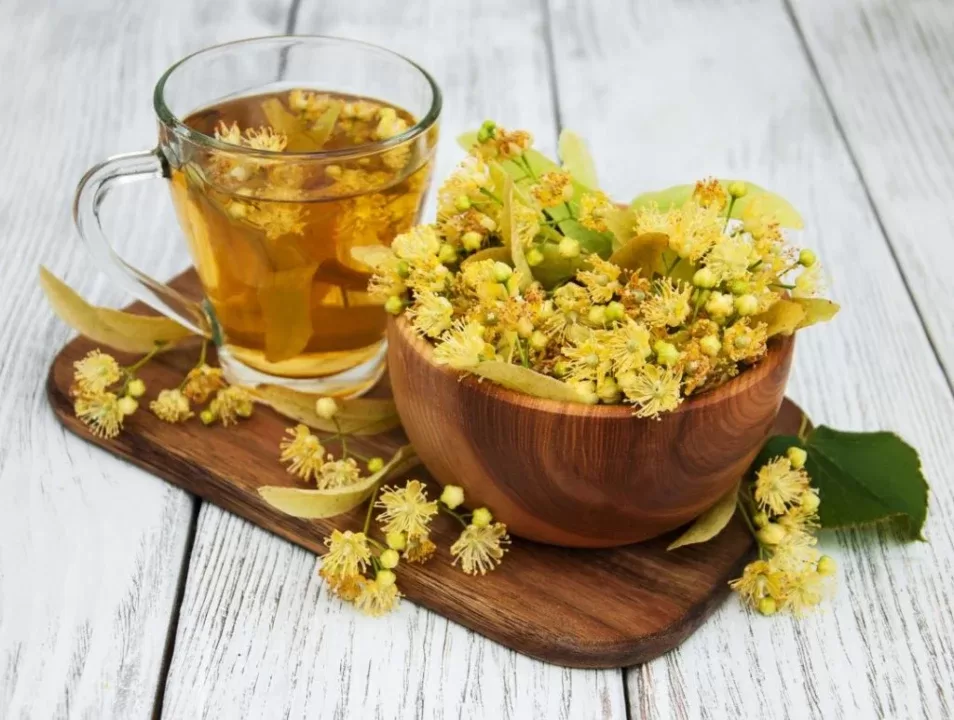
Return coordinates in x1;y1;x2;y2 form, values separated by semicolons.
387;316;794;548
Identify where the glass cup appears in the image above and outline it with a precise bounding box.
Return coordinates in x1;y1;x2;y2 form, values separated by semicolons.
74;36;441;397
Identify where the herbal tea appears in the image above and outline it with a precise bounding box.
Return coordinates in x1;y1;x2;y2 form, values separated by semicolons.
168;89;433;378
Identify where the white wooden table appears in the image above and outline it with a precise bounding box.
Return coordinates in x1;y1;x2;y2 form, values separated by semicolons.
3;0;953;717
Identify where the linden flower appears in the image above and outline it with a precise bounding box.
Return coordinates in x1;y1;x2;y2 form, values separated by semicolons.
243;126;288;152
288;89;333;116
563;332;610;385
182;363;226;404
354;574;401;616
729;559;785;605
209;386;254;426
793;263;824;298
318;457;362;489
722;320;768;363
75;392;124;439
403;535;437;563
72;350;121;395
579;191;613;232
405;256;452;295
433;321;488;369
531;171;573;207
693;178;728;210
406;290;454;338
602;319;652;375
450;522;511;575
473;126;532;161
512;201;540;248
780;569;825;616
754;457;811;515
374;107;409;141
437;155;492;212
376;480;439;539
773;531;821;571
214;121;243;145
243;202;306;240
619;365;684;419
392;225;441;262
320;529;371;582
279;425;325;482
704;234;753;281
641;278;692;328
577;257;623;304
149;389;193;424
638;202;721;262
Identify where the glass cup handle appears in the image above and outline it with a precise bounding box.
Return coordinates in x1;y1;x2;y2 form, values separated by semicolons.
73;148;208;336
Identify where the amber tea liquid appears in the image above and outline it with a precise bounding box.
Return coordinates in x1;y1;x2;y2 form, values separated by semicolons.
168;89;432;380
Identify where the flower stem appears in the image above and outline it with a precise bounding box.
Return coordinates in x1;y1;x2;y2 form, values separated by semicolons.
439;504;469;528
723;196;737;232
363;485;380;534
797;413;811;443
333;417;348;458
125;343;164;374
737;497;758;539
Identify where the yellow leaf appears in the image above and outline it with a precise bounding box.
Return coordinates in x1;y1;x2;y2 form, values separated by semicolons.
667;482;740;550
470;362;588;403
258;444;419;519
602;205;638;251
558;129;598;188
793;298;840;329
251;384;401;435
305;101;342;148
754;299;807;337
349;245;395;270
735;191;804;230
460;246;511;268
39;267;195;353
500;176;533;291
608;232;670;276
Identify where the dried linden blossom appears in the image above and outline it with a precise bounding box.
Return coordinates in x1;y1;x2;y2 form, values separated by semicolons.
369;123;833;418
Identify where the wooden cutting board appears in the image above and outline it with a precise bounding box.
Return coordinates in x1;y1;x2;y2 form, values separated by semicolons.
46;271;799;669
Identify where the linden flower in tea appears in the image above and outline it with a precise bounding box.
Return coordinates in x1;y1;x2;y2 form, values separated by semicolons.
367;122;839;418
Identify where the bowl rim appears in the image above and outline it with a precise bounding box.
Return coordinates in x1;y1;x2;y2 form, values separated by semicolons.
389;315;794;418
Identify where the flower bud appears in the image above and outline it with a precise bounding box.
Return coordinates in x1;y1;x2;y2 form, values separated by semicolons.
127;378;147;398
396;260;411;278
753;511;769;528
735;294;758;316
597;378;621;403
438;243;458;265
757;596;777;616
699;335;721;357
728;279;750;296
606;301;626;322
367;457;385;474
817;555;837;576
516;317;534;339
471;507;493;527
385;531;407;550
728;181;747;198
705;292;734;318
786;446;807;469
118;396;138;416
454;194;472;212
757;523;786;545
379;549;400;569
587;305;607;326
477;119;497;142
492;261;513;283
440;484;466;509
315;397;339;420
325;164;342;178
530;331;549;351
798;248;817;267
552;360;569;377
526;247;544;266
654;340;679;367
376;569;397;587
801;491;820;512
200;409;215;425
384;296;404;315
692;267;717;289
558;237;580;258
462;231;483;252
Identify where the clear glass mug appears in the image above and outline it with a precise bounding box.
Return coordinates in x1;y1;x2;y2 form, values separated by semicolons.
74;36;441;396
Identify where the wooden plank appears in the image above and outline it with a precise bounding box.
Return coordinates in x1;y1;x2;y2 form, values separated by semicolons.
158;1;627;717
545;0;954;717
0;0;289;717
787;0;954;384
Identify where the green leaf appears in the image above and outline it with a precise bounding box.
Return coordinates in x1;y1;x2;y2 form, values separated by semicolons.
460;246;511;268
39;267;195;353
629;179;803;229
757;428;929;540
529;221;615;289
558;130;598;188
469;362;588;403
258;444;419;519
793;298;840;329
667;482;740;550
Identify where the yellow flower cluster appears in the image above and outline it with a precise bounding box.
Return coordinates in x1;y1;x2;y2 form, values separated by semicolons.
69;342;253;439
731;447;836;616
368;123;829;418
